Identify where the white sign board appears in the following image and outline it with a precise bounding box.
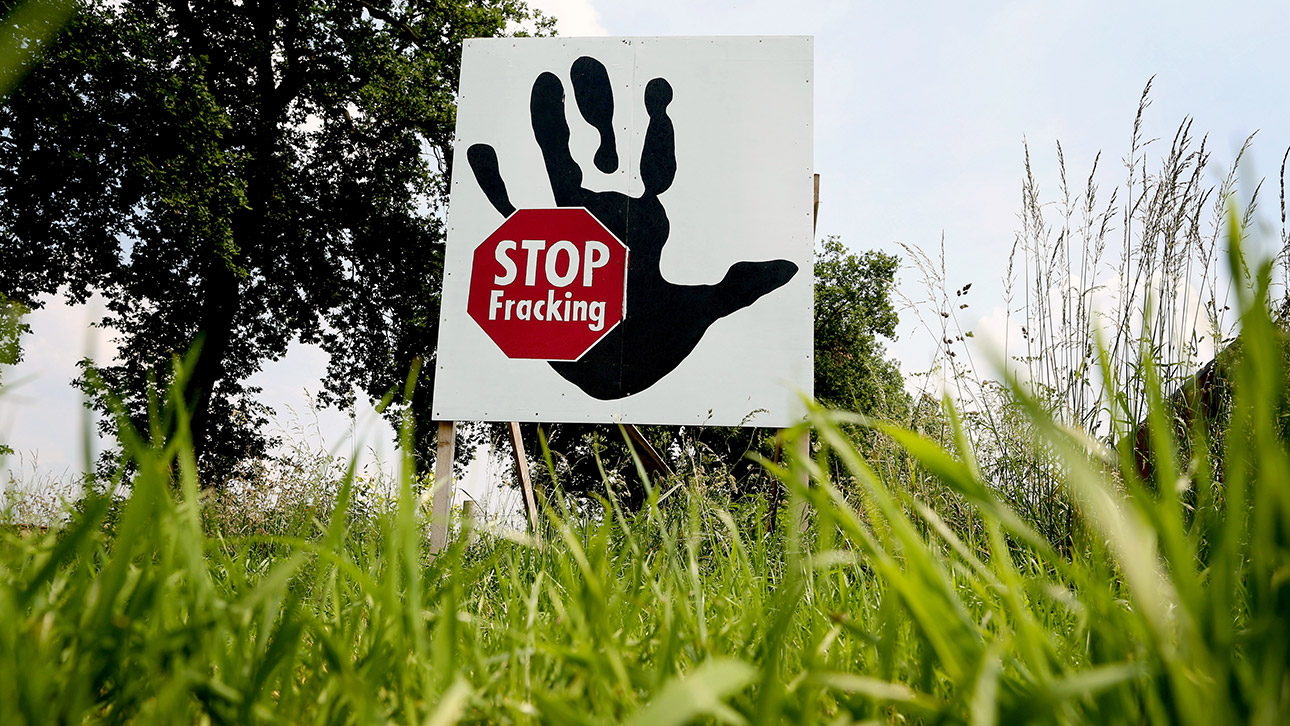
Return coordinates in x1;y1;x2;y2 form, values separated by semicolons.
432;36;814;427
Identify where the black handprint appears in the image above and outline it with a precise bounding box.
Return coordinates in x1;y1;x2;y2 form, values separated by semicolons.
467;56;798;400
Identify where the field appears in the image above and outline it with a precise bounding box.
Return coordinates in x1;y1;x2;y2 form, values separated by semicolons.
2;219;1288;724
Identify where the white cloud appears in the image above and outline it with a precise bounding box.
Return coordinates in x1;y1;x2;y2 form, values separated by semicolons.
246;341;399;478
968;304;1022;372
20;293;119;371
2;295;117;488
527;0;608;36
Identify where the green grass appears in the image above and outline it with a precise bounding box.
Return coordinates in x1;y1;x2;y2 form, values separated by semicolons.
1;228;1288;725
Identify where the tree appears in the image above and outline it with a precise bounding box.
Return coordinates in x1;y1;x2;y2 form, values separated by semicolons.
813;235;907;416
0;0;547;482
0;293;29;458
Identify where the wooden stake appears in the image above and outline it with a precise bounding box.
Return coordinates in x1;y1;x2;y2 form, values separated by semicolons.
765;428;811;534
507;421;541;542
794;431;811;534
766;432;785;534
461;500;478;547
623;424;673;477
429;420;455;553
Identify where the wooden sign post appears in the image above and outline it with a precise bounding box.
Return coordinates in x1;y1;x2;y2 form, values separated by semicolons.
429;420;543;553
507;421;542;542
429;420;455;553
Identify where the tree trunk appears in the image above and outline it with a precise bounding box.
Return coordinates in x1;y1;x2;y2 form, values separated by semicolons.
185;3;290;483
186;252;241;477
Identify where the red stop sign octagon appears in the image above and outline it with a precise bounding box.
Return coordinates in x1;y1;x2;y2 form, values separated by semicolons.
467;208;629;361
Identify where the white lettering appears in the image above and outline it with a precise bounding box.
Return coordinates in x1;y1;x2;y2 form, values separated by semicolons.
521;239;546;286
486;289;609;332
489;289;504;320
545;289;564;321
546;240;579;287
493;240;518;285
583;240;610;287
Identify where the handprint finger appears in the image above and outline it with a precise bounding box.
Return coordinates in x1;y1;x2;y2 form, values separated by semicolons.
640;78;676;196
571;56;618;174
530;71;587;206
714;260;799;316
466;144;516;217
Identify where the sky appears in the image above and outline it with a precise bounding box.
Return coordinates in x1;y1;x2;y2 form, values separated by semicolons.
3;0;1289;500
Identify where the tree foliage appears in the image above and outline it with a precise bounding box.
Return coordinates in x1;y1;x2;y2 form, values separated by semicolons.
813;235;906;415
0;292;29;458
0;0;546;483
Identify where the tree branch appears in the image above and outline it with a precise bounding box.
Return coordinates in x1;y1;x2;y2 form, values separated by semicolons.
359;0;424;49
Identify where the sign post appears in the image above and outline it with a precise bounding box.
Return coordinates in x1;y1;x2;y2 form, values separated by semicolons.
429;421;455;553
507;421;541;541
